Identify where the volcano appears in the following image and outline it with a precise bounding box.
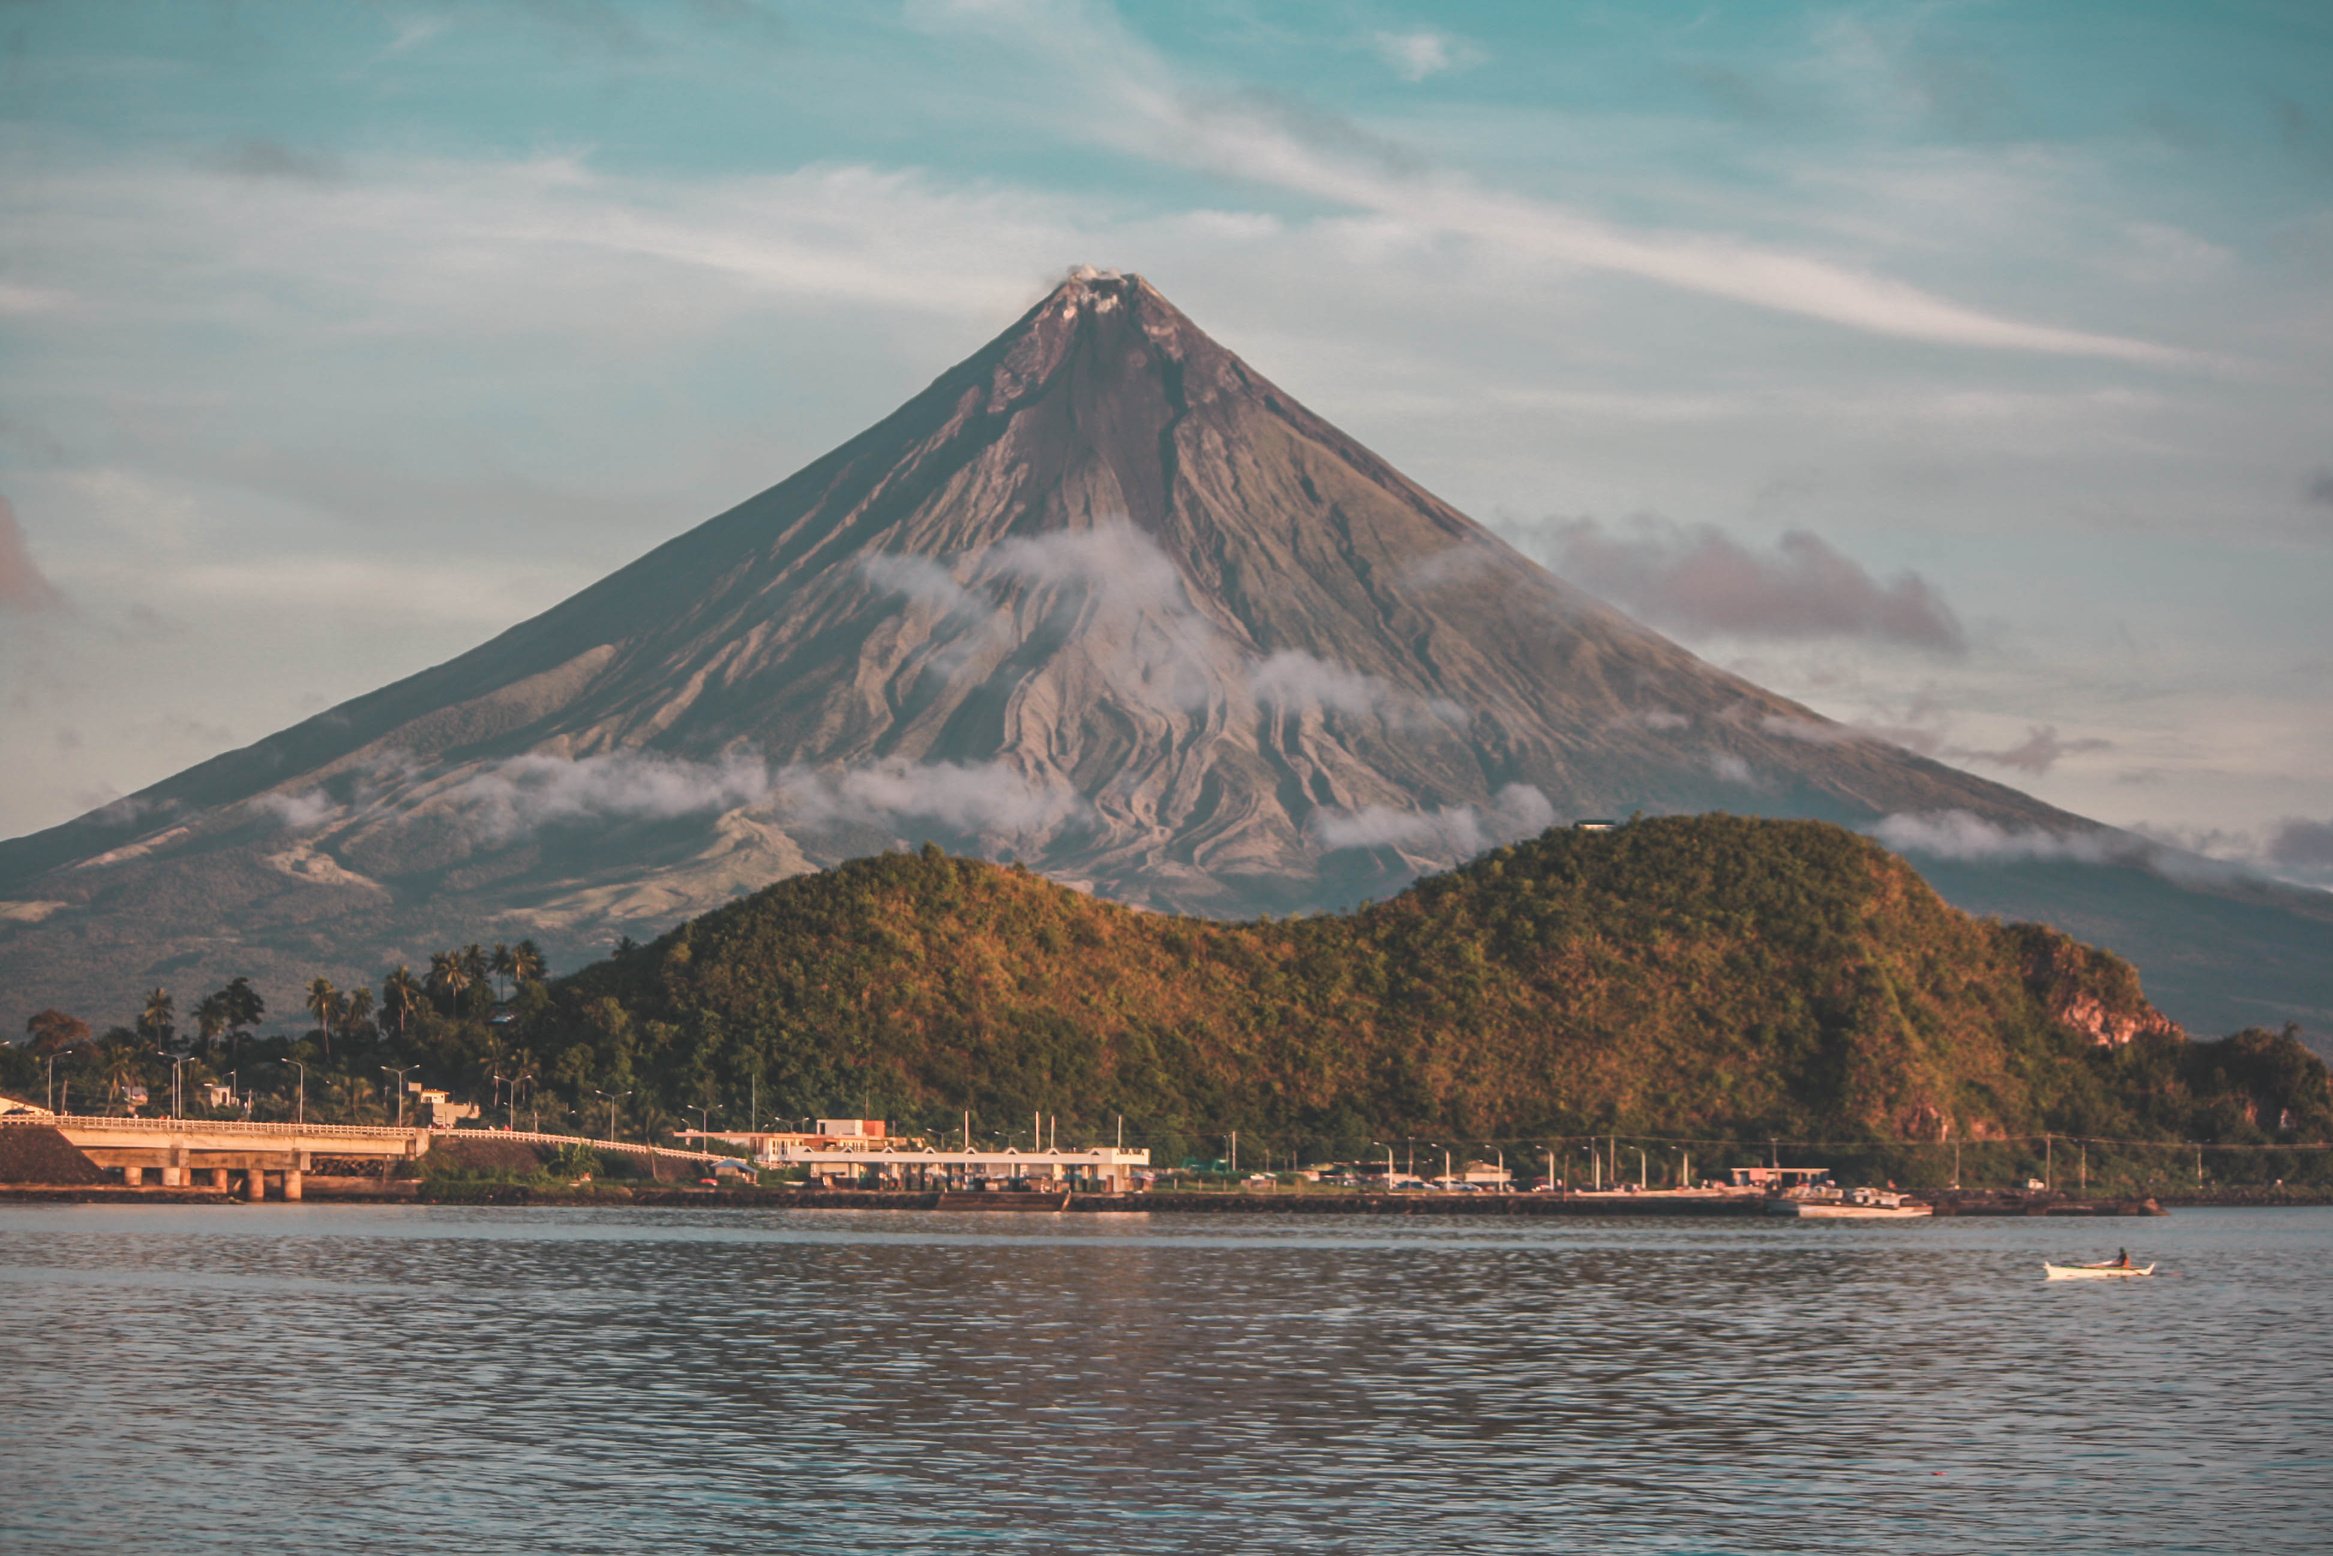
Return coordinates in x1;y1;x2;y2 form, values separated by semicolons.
2;269;2326;1037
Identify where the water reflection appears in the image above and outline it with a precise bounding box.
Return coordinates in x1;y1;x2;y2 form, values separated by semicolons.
2;1207;2327;1553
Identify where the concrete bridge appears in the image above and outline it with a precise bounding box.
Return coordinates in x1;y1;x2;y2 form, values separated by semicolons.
1;1115;716;1200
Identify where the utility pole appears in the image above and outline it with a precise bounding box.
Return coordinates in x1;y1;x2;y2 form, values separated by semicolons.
1546;1146;1556;1195
2045;1133;2053;1193
1229;1130;1238;1175
2079;1140;2087;1197
1952;1136;1961;1190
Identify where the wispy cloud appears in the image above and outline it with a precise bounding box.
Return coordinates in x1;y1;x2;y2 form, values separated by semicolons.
298;747;1089;849
440;749;780;844
1870;810;2124;866
0;496;66;612
913;0;2188;362
1312;782;1554;858
1545;516;1968;654
2264;817;2333;886
782;757;1088;837
1250;648;1464;730
1368;28;1474;83
1948;724;2113;777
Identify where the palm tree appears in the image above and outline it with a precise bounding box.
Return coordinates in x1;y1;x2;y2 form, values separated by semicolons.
427;950;470;1010
510;940;547;989
101;1036;144;1113
193;991;230;1057
381;965;423;1041
489;943;515;1003
459;944;490;992
305;977;339;1061
342;987;376;1044
138;987;175;1047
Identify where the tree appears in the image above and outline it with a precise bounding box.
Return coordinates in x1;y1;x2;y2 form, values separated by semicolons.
305;977;340;1061
193;991;230;1057
382;965;423;1041
490;943;515;1003
223;976;265;1055
342;987;376;1045
511;940;547;988
137;988;175;1047
427;950;472;1009
24;1009;90;1057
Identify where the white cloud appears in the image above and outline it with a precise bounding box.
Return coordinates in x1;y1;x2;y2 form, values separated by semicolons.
442;749;780;844
1312;782;1553;857
1369;29;1472;82
1249;648;1464;729
1870;810;2122;865
781;757;1088;837
255;788;340;831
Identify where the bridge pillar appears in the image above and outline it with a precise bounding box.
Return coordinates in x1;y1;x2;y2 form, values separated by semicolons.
282;1170;303;1202
121;1165;143;1187
245;1168;266;1202
160;1165;183;1187
211;1167;231;1193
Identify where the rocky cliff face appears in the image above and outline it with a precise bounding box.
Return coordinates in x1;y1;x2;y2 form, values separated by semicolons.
0;270;2318;1036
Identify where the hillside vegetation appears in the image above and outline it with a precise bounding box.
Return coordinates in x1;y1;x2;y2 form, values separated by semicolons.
539;816;2330;1172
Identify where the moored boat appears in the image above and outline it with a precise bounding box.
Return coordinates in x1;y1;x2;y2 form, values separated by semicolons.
1765;1185;1932;1219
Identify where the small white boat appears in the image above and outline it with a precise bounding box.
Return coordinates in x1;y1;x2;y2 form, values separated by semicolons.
1787;1200;1933;1220
2044;1260;2156;1280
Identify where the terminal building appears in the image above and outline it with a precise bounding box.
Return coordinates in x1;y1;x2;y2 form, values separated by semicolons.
672;1118;1150;1193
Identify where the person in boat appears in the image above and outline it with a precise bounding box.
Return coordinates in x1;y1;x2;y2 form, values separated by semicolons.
2115;1248;2131;1268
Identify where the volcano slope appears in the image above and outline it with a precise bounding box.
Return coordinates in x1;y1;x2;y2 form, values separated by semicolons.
524;818;2332;1176
0;270;2326;1038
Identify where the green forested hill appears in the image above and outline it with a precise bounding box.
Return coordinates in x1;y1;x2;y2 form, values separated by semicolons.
527;816;2329;1172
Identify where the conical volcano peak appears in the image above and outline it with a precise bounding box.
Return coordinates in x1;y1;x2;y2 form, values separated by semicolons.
12;258;2301;1050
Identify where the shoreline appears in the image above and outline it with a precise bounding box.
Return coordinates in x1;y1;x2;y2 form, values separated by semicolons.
0;1181;2226;1215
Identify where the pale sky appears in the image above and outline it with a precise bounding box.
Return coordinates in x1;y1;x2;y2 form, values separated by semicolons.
2;0;2329;884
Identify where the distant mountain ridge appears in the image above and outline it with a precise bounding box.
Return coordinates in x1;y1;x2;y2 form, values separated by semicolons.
1;269;2326;1038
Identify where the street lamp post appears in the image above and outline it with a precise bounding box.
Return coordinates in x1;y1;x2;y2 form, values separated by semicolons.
155;1051;192;1119
1630;1146;1647;1192
380;1065;415;1127
42;1048;79;1115
687;1104;712;1162
1371;1140;1396;1193
593;1089;630;1145
281;1058;306;1129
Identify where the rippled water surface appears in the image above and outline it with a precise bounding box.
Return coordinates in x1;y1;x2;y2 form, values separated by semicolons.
1;1205;2327;1553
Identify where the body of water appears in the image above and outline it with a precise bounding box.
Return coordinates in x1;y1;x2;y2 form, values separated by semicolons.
0;1204;2326;1553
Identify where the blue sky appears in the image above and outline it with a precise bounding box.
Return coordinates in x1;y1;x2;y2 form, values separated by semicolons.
2;0;2329;878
